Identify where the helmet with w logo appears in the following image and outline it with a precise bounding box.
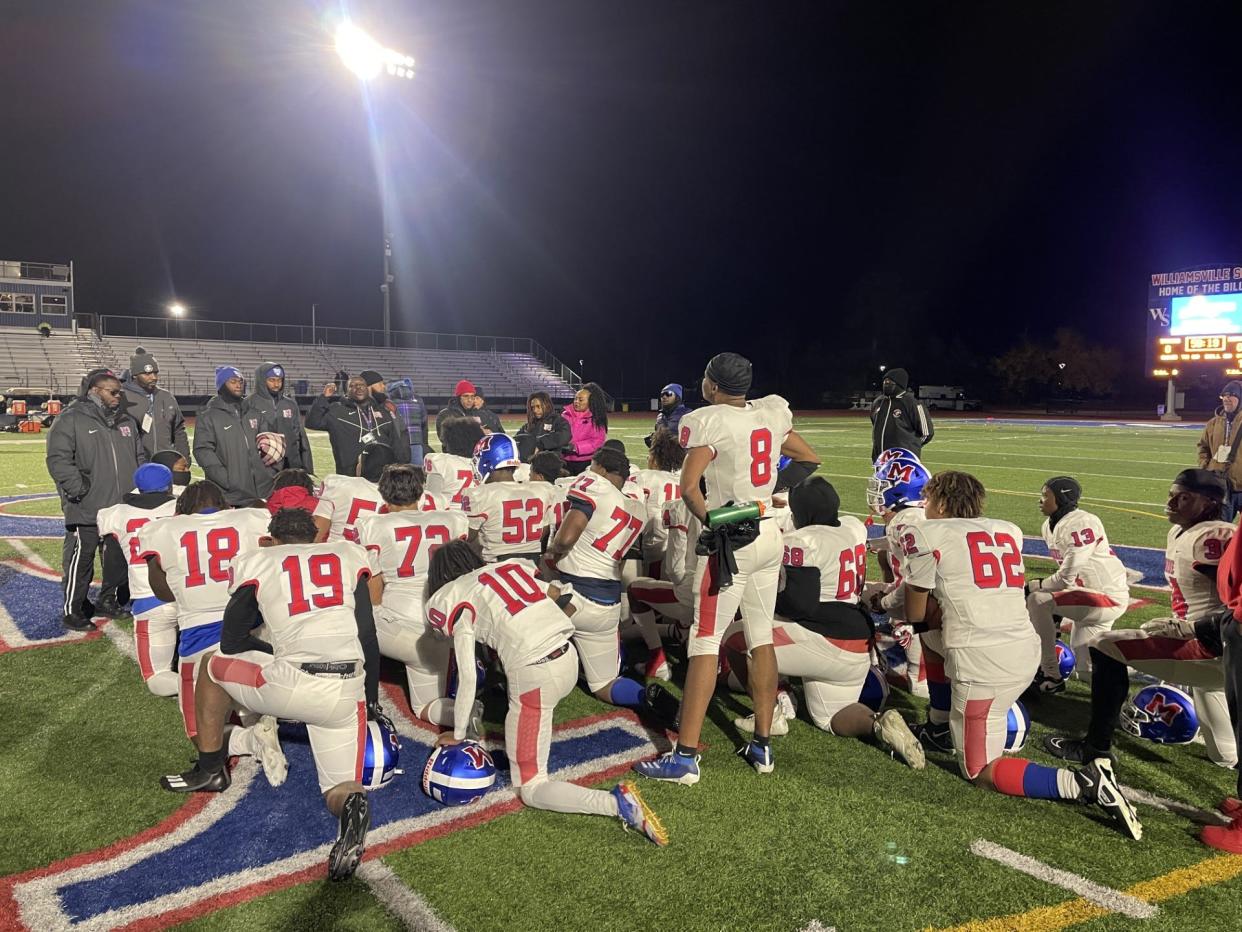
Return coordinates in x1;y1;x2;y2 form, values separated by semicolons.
1121;684;1199;744
866;451;930;514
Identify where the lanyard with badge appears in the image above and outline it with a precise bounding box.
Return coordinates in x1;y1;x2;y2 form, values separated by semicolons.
1216;415;1242;466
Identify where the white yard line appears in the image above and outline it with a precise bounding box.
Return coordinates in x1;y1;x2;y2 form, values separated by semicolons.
6;537;55;569
358;861;457;932
969;839;1158;919
1120;785;1232;825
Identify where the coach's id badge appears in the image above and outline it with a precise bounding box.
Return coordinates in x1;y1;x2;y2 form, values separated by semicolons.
141;413;153;433
1217;445;1232;463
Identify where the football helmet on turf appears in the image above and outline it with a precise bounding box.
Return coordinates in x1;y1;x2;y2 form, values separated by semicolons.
1005;700;1031;752
422;741;498;805
866;454;930;514
472;434;521;482
1054;639;1076;679
1121;684;1199;744
858;665;890;712
361;714;401;790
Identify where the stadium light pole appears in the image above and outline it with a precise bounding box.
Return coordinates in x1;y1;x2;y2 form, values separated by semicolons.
333;21;414;348
167;303;186;317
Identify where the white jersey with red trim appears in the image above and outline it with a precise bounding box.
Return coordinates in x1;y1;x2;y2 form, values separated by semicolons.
229;541;372;664
556;473;647;582
879;505;927;619
661;498;702;590
900;516;1037;655
423;453;476;510
1039;509;1128;598
462;480;556;561
357;509;470;619
313;475;384;542
633;468;681;556
426;561;573;669
548;476;576;533
98;498;178;599
1165;520;1234;620
136;509;270;631
677;395;792;509
781;517;868;604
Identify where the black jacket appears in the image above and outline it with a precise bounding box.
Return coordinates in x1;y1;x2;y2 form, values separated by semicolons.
46;397;146;525
192;394;280;506
515;412;572;461
246;362;314;473
436;397;505;442
870;389;934;461
120;380;190;463
307;393;412;475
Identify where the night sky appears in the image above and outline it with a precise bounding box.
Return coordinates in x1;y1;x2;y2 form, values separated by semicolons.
4;1;1242;404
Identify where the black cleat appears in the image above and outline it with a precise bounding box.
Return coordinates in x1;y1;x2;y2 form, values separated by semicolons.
62;614;96;632
1075;758;1142;840
1043;734;1111;764
94;596;128;619
641;682;681;729
328;792;370;881
913;721;953;754
161;764;230;793
1032;671;1066;694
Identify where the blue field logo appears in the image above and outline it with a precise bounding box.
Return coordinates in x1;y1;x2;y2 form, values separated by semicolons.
0;699;658;930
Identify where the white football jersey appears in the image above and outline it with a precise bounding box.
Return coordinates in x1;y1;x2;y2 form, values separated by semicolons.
313;475;384;542
634;468;681;556
678;395;792;509
357;509;470;620
137;509;270;632
426;560;574;669
1165;520;1234;621
423;453;476;510
98;498;178;599
547;476;577;534
900;516;1038;656
879;505;927;619
1040;509;1129;598
781;517;868;604
462;480;557;561
556;473;647;582
230;541;372;664
661;498;702;591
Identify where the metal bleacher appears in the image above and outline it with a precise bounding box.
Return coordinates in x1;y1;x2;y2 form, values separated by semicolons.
0;326;112;394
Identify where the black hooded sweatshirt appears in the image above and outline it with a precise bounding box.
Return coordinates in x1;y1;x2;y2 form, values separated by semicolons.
870;368;934;461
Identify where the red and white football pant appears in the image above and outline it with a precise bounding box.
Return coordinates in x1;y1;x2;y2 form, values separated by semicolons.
627;577;693;650
567;594;624;693
505;644;618;817
1089;629;1237;768
946;642;1040;780
724;617;870;733
688;520;781;658
134;602;178;697
374;604;456;725
1027;588;1125;679
209;650;367;793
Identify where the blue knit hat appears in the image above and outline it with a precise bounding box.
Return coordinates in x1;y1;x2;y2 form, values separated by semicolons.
216;366;244;390
134;463;173;493
661;383;683;398
262;364;284;380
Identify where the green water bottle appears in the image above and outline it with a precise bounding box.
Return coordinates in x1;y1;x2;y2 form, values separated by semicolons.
706;500;765;528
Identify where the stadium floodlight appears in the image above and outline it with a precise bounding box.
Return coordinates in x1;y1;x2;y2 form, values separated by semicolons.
335;21;415;81
168;302;186;317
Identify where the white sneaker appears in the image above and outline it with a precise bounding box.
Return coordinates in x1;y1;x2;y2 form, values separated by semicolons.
873;709;926;771
253;715;288;787
733;706;789;736
776;689;797;721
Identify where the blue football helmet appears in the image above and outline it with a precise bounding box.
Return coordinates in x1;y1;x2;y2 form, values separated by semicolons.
858;665;890;712
473;434;521;482
1054;639;1076;679
874;447;919;469
866;455;931;514
421;740;498;805
446;655;487;700
1004;700;1031;752
1121;684;1199;744
361;715;401;790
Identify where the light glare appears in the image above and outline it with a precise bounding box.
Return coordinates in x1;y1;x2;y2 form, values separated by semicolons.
335;22;384;80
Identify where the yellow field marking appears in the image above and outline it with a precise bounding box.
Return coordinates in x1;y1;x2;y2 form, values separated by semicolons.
935;852;1242;932
987;487;1166;522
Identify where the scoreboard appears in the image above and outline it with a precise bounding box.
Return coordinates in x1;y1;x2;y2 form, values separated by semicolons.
1148;266;1242;379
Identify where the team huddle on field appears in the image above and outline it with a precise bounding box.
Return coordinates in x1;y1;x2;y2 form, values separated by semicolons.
87;350;1242;879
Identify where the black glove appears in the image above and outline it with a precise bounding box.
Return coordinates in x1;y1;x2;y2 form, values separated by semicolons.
695;519;760;588
643;432;654;448
1193;607;1232;658
367;700;395;733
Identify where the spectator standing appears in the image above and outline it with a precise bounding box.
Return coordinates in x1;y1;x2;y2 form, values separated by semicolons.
1198;381;1242;519
307;375;411;475
645;382;691;447
515;391;571;461
436;379;478;444
46;368;146;630
193;366;280;506
247;361;314;472
469;385;506;434
563;382;608;475
121;348;190;464
384;377;433;461
869;367;934;462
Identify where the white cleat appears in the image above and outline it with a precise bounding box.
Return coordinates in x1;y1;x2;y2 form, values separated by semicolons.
253;715;288;787
733;706;789;736
873;709;926;770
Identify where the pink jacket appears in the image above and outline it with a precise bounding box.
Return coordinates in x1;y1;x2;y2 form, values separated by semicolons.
563;405;607;462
